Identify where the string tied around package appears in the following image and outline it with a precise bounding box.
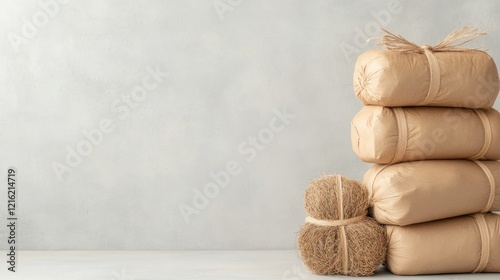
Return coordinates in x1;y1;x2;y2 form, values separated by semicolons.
378;26;488;105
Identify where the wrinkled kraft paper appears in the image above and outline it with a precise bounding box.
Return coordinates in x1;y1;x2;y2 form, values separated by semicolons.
351;106;500;164
386;213;500;275
353;50;499;108
365;160;500;226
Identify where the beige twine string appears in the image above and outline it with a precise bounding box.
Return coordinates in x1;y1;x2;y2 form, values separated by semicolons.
471;110;493;160
304;175;367;275
337;175;349;275
378;26;488;105
390;107;408;164
472;214;490;273
378;26;487;53
473;161;496;213
304;215;365;227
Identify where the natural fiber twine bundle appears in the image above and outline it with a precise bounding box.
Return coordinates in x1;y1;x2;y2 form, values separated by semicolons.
298;175;387;276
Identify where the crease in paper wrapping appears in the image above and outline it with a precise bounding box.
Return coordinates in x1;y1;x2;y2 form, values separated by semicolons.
351;106;500;164
364;160;500;226
386;213;500;275
353;50;500;108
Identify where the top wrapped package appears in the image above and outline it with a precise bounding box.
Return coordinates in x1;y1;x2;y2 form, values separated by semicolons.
353;27;500;108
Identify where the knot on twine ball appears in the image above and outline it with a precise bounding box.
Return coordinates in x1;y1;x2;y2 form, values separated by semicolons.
298;175;387;276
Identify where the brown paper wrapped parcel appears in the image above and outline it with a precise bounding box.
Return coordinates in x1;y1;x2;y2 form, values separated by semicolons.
353;50;499;108
351;106;500;164
365;160;500;226
386;213;500;275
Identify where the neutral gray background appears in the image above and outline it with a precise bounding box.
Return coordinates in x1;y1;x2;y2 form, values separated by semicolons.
0;0;499;250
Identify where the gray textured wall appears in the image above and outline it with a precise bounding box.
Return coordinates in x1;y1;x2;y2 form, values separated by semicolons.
0;0;499;250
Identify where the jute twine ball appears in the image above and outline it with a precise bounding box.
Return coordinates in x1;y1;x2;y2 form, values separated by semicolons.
298;175;387;276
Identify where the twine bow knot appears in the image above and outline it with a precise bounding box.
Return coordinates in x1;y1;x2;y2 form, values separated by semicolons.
379;26;488;53
377;26;488;105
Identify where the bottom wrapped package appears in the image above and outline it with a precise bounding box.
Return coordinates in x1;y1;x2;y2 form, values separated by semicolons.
386;213;500;275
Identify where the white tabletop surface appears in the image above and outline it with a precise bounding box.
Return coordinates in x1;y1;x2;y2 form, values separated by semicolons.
0;250;498;280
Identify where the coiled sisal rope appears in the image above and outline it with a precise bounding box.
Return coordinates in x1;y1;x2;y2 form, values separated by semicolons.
299;175;387;276
378;26;488;105
305;175;366;274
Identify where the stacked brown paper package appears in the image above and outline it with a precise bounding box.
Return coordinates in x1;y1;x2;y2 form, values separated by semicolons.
351;27;500;275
